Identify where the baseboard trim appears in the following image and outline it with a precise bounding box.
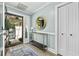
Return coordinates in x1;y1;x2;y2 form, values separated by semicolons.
47;48;57;55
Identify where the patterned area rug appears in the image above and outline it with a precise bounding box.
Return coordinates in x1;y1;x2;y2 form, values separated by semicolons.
11;48;38;56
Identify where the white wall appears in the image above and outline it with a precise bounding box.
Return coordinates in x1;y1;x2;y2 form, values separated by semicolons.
6;5;31;43
32;3;60;51
0;4;3;56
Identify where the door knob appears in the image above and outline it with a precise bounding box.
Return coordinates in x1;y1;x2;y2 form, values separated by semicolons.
70;34;72;36
61;33;64;35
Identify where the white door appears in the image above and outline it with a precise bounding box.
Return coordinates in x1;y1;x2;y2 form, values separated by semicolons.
58;2;79;56
58;4;68;55
67;3;79;56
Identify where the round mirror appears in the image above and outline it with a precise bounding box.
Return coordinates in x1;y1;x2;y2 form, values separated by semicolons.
36;17;46;30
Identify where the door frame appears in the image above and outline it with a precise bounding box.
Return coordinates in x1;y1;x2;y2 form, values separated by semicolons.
55;2;72;55
5;12;24;43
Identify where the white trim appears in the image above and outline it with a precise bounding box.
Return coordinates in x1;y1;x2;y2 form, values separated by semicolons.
33;2;51;14
56;2;71;8
47;48;57;55
3;2;4;56
32;31;55;35
55;5;58;55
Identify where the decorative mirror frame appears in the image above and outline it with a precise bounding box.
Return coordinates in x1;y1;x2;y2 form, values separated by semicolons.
36;16;47;30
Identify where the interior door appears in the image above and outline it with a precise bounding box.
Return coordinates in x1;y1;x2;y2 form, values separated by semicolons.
58;4;68;55
58;2;79;56
67;3;79;56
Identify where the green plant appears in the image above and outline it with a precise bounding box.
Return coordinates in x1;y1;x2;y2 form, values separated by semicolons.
5;19;15;30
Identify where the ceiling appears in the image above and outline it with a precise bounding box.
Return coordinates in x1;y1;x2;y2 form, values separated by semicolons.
5;2;61;15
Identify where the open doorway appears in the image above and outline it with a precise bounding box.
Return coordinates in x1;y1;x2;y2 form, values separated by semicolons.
5;12;23;47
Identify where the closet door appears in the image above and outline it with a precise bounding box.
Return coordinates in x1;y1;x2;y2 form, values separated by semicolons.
58;4;68;55
67;3;79;56
58;2;79;56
